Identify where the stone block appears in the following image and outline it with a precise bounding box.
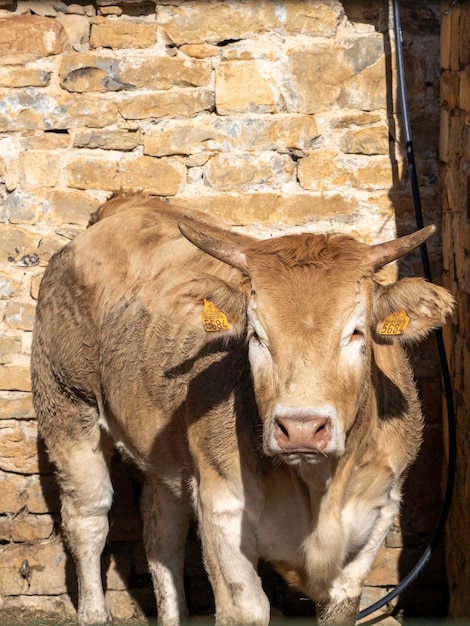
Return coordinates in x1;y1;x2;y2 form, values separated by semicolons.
118;157;186;196
1;227;65;267
159;2;277;45
18;151;61;189
0;271;24;299
171;191;357;226
144;115;319;156
338;57;388;111
0;392;34;420
100;6;123;17
56;14;90;46
0;596;76;619
366;545;400;587
118;90;214;120
90;18;157;50
66;156;116;190
204;151;295;191
105;590;136;620
1;471;60;514
179;43;219;59
288;36;385;114
59;51;139;93
66;155;186;195
331;111;382;128
283;1;342;37
0;512;55;542
353;158;398;190
0;365;32;392
67;3;87;15
0;68;51;88
0;420;43;471
340;126;389;155
6;190;39;225
0;538;70;595
216;61;277;114
0;91;118;131
21;133;70;150
0;335;22;364
4;301;36;331
119;56;212;90
280;193;358;223
59;52;206;93
42;189;102;226
0;15;68;65
73;129;143;151
300;151;397;193
297;150;340;191
18;1;57;17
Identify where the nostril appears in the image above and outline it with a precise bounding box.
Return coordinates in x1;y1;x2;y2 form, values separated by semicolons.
276;419;289;438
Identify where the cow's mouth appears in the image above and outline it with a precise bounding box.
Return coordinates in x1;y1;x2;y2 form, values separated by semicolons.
277;450;330;466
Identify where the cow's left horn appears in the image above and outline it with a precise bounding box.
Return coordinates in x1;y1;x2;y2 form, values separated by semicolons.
178;222;248;272
368;225;436;270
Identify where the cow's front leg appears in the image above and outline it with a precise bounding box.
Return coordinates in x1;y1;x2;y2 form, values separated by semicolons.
315;487;402;626
196;474;270;626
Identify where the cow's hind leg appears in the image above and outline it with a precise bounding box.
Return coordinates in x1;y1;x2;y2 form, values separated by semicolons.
48;421;114;626
140;478;192;626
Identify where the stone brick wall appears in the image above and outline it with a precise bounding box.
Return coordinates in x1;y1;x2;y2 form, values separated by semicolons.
440;0;470;619
0;0;445;621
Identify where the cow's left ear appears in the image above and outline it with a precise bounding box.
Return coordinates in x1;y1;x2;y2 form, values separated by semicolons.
372;277;455;344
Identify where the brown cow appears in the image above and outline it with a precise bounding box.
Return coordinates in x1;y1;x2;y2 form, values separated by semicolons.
31;193;454;626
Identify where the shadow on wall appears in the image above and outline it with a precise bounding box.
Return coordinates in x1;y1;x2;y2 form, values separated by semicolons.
342;0;448;619
379;1;449;620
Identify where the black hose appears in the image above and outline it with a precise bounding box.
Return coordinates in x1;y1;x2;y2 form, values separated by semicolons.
358;0;456;619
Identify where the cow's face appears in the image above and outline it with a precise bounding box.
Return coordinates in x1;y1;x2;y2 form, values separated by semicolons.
244;260;371;462
179;222;454;466
243;237;374;464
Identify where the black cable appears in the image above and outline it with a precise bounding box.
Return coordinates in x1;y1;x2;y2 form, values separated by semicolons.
358;0;456;619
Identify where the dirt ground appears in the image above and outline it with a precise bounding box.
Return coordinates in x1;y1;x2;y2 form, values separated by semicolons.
0;608;407;626
0;611;314;626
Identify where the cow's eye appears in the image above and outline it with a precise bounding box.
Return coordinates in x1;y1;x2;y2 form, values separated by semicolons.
248;325;268;349
351;328;365;341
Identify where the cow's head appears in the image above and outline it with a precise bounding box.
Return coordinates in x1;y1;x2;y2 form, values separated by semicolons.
179;222;454;466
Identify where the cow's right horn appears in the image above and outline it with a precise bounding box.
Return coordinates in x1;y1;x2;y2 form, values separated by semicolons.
368;225;436;270
178;222;248;272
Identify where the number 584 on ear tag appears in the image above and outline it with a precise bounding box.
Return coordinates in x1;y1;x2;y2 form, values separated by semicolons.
379;310;410;336
201;299;231;332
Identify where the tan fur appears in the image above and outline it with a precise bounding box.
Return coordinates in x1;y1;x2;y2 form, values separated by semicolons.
31;194;454;626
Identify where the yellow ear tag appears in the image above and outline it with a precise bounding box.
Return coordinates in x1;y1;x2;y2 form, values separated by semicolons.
201;298;231;332
379;310;410;336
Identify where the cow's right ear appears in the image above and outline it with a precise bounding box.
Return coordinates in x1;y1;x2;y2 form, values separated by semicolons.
372;277;455;344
